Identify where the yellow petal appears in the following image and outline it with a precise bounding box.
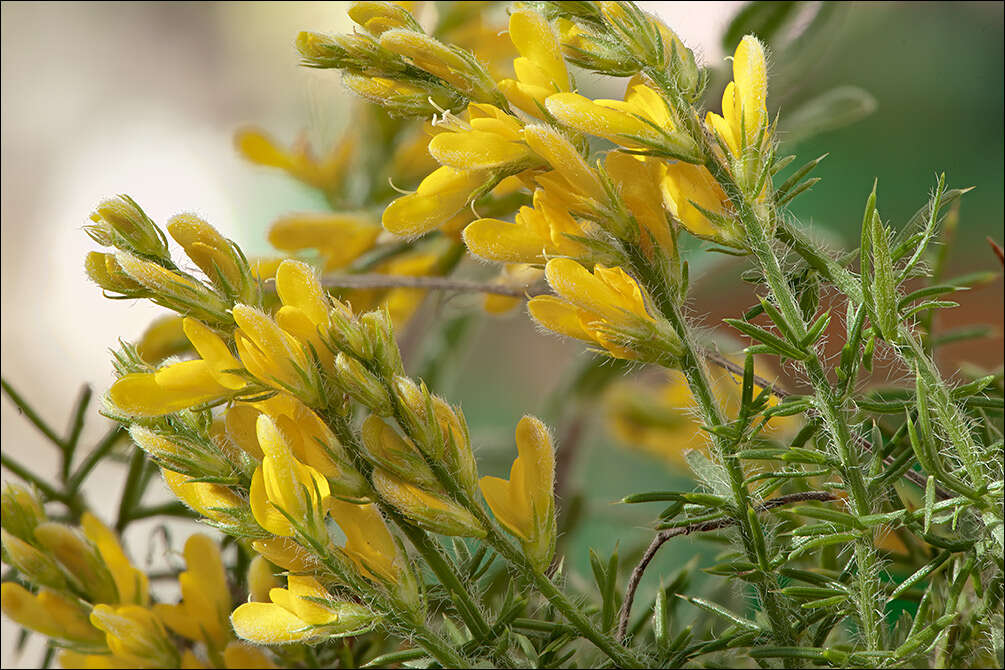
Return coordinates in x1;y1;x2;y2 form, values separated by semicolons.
428;131;530;170
479;475;530;539
109;360;227;417
250;466;294;537
226;404;265;460
733;35;767;145
381;167;490;236
325;499;400;582
509;8;569;91
545;93;656;147
182;318;246;390
527;295;592;341
604;153;673;252
544;258;631;324
463;217;546;263
182;534;231;630
230;602;313;645
523;125;605;202
275;260;331;327
515;416;555;523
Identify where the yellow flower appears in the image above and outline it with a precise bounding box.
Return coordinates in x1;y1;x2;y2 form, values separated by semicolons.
89;604;179;668
109;318;246;416
0;583;105;647
251;393;370;501
80;513;149;606
428;103;531;170
233;304;320;405
136;315;188;365
325;499;407;584
235;127;355;195
603;152;675;255
463;188;589;264
528;258;660;359
267;213;380;272
607;364;799;467
161;468;247;528
230;575;374;645
381;166;491;236
479;416;556;571
523;124;606;205
273;259;337;373
483;264;546;315
249;414;331;540
498;8;571;117
706;35;768;158
153;534;232;657
661;161;743;247
348;1;420;36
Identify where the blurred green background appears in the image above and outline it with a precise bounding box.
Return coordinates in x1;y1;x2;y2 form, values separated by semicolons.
1;2;1001;664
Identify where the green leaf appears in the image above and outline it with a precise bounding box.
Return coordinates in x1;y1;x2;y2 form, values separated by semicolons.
678;595;762;631
779;86;877;145
721;1;799;51
724;318;808;360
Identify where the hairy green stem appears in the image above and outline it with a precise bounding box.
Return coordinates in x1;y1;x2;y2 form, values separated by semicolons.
705;158;881;650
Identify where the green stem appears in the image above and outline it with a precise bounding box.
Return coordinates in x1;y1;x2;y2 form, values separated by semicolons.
69;427;123;492
479;517;648;669
1;378;65;449
0;452;68;504
636;256;797;654
116;448;147;532
705;157;881;650
325;410;503;662
62;385;93;483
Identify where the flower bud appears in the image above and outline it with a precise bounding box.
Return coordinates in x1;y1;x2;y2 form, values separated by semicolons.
86;195;168;260
1;483;47;541
360;415;438;488
342;73;463;118
85;251;148;296
90;604;180;668
379;29;497;103
348;1;422;36
129;424;232;479
334;352;393;415
233;304;321;406
136;315;189;364
1;583;105;647
373;470;484;538
359;308;404;378
32;522;119;603
1;529;66;590
168;213;259;304
599;1;664;69
116;251;232;326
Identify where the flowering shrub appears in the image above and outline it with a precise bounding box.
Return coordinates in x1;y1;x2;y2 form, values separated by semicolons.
2;2;1002;668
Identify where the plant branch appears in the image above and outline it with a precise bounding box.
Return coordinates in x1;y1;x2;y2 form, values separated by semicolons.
617;491;837;642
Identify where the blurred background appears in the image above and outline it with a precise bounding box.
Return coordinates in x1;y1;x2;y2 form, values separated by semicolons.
2;2;1002;667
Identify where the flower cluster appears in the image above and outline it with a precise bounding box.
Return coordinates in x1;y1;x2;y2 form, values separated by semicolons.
1;484;274;668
